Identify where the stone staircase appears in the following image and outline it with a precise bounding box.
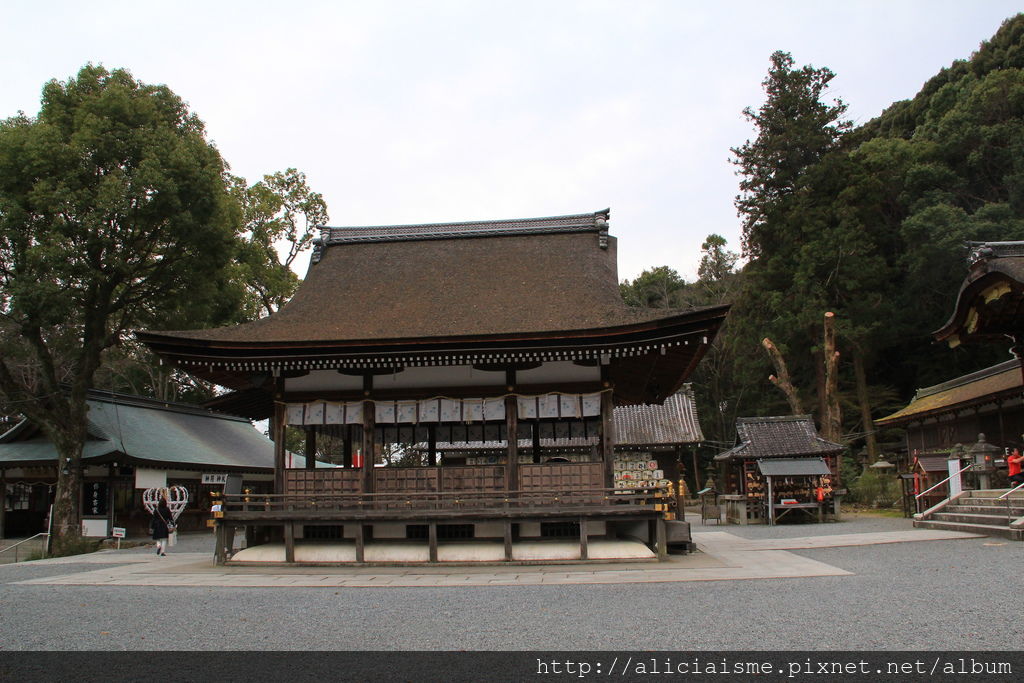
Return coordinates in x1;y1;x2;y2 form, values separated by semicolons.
914;489;1024;540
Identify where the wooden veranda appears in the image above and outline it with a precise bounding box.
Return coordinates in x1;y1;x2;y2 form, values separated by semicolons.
215;478;669;564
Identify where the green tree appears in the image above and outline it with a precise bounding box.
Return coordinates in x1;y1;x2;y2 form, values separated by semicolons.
687;235;743;447
725;51;853;435
230;168;329;317
731;50;851;259
0;65;240;552
619;266;687;308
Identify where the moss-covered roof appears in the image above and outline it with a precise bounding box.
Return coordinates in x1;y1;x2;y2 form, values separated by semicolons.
875;360;1022;426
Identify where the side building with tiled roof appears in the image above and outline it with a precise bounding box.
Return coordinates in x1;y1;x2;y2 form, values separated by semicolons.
0;391;312;539
874;359;1023;469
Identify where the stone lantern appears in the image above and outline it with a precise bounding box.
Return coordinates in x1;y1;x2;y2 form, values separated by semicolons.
968;433;1001;490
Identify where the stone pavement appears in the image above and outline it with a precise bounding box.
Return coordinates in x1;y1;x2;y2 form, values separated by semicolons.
10;525;981;588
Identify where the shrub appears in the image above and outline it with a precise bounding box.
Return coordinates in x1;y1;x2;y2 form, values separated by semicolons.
850;468;902;508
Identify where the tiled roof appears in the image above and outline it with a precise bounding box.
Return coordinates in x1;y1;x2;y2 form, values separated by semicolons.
914;455;952;473
0;391;289;471
714;415;844;461
874;360;1022;426
613;386;703;445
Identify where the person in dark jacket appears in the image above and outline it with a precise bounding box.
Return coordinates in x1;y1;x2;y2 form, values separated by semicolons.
151;491;174;556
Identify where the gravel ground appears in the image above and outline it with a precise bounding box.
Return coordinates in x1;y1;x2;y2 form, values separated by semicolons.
0;516;1019;651
702;510;915;538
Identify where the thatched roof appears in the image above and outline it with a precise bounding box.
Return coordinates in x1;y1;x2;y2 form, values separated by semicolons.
142;210;697;344
138;210;729;404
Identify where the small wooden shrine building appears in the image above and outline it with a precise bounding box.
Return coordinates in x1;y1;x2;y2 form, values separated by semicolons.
713;416;843;525
874;360;1022;466
0;391;287;539
138;210;729;563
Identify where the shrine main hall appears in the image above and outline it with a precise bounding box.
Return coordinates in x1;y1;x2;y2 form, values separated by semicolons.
138;210;728;564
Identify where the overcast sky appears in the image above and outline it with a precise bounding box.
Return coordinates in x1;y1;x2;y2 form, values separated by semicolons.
3;1;1021;282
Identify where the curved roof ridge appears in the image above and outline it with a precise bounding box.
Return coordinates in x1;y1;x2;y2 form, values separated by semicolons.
314;209;610;252
913;359;1020;400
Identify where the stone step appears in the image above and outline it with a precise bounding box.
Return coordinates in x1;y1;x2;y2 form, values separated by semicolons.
913;518;1023;540
945;503;1024;517
959;489;1024;500
932;511;1017;526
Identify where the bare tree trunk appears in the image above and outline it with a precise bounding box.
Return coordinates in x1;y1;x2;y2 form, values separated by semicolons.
762;338;805;414
853;349;879;462
822;312;842;443
814;348;826;424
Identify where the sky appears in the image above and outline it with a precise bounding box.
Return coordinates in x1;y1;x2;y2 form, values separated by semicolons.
2;1;1022;282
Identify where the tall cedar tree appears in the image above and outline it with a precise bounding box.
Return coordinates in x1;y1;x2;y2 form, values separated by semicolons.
0;65;239;552
732;50;851;259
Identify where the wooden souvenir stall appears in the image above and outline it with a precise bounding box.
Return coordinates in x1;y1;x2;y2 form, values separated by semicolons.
715;415;843;525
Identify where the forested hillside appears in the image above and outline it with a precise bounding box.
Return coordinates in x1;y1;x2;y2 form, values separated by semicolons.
622;14;1024;469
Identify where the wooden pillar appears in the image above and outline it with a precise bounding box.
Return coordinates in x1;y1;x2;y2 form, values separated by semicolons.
579;517;588;560
305;429;317;470
691;447;702;492
428;425;437;467
362;401;375;494
355;524;365;563
599;378;615;488
223;525;235;562
214;522;227;565
284;522;295;563
273;380;286;494
343;425;353;468
505;396;518;492
504;520;513;561
532;420;542;464
428;522;438;562
505;369;518;492
655;516;667;560
361;373;375;494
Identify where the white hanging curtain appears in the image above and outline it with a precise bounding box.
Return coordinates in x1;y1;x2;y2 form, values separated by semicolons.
284;392;600;425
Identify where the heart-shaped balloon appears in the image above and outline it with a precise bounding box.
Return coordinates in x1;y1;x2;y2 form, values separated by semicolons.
143;485;190;522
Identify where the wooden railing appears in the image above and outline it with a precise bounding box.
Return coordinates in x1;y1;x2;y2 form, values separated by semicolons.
222;485;668;516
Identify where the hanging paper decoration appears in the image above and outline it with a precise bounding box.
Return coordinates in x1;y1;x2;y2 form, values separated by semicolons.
283;392;604;425
538;395;560;419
